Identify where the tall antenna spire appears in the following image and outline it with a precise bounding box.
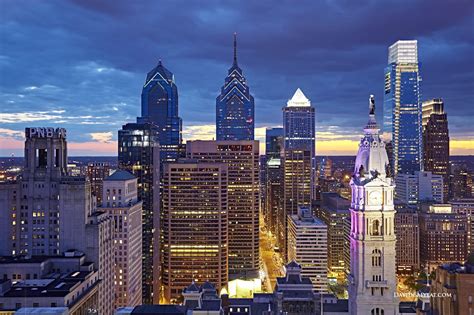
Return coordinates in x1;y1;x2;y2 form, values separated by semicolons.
233;32;238;66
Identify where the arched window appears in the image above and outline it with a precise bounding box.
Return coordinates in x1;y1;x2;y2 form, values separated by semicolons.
371;308;384;315
372;220;380;236
372;249;382;267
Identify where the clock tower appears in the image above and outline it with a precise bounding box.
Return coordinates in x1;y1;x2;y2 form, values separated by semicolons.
348;95;399;315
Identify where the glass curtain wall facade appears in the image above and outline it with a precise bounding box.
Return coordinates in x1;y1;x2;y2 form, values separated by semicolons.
383;40;423;175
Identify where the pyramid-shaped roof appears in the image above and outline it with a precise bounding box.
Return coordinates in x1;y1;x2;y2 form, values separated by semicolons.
105;170;135;181
287;88;311;107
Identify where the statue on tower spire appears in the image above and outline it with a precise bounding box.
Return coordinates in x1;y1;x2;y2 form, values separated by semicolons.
369;94;375;116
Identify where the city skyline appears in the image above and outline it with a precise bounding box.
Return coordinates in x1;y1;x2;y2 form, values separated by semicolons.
1;1;473;156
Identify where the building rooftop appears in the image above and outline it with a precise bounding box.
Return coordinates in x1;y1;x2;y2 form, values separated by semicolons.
287;88;311;107
105;169;136;181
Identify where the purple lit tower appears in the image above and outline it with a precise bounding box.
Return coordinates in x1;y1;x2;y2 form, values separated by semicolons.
348;96;399;315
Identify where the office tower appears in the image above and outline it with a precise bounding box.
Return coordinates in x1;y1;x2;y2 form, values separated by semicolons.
118;122;160;303
349;96;398;314
0;127;114;315
265;157;283;241
419;204;468;271
287;206;328;292
282;148;312;261
316;193;351;278
186;140;259;279
394;206;420;273
265;127;284;158
422;99;450;201
141;60;182;162
383;40;423;175
0;253;101;313
283;88;315;155
216;33;255;141
451;199;474;256
430;258;474;315
161;161;228;303
395;171;444;205
102;170;143;307
86;161;111;206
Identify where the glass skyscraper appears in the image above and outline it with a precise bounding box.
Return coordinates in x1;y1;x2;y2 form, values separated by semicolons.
118;122;160;304
383;40;423;175
141;60;182;162
216;33;255;141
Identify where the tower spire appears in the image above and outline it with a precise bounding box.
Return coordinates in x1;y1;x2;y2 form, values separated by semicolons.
369;94;375;116
233;32;238;66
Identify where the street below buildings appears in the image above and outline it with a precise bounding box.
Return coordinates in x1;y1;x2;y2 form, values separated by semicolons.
259;222;285;292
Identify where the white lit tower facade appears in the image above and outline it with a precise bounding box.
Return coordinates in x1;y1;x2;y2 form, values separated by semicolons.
349;96;399;315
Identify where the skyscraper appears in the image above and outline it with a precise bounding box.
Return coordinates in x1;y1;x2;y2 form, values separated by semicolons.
118;122;160;304
102;170;143;307
216;33;255;141
141;60;182;162
423;99;450;202
349;96;398;314
86;161;111;206
283;88;315;155
161;161;228;303
282;88;315;261
186;140;259;279
395;171;444;205
383;40;423;175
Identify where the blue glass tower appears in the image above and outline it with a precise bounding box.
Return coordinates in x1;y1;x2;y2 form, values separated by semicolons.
283;88;316;156
383;40;423;175
216;33;255;141
141;60;182;161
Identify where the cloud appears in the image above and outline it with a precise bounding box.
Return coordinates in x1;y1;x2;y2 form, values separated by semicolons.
89;131;113;143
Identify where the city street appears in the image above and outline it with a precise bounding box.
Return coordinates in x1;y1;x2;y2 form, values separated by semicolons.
260;225;285;292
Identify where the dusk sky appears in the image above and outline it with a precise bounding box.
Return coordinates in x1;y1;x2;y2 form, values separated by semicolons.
1;0;473;156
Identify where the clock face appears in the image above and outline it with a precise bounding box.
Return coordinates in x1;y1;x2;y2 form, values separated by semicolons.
369;191;382;205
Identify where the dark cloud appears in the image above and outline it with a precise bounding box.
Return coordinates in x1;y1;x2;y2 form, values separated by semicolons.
0;0;473;151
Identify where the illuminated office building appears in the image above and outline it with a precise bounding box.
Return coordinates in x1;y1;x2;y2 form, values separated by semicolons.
265;127;284;159
423;99;449;201
288;206;328;292
394;205;420;273
383;40;423;175
102;170;143;307
161;161;228;303
141;60;182;162
186;140;259;279
395;171;444;205
118;122;160;303
216;33;255;141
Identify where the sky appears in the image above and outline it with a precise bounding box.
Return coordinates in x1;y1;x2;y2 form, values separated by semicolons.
1;0;473;156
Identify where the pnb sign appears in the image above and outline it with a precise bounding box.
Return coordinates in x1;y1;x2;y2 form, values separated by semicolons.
25;127;67;139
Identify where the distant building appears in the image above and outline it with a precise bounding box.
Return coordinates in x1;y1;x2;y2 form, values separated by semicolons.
102;170;143;307
430;257;474;315
419;204;468;271
395;171;444;205
161;161;228;303
422;99;450;202
86;161;111;206
287;206;328;292
216;34;255;141
0;253;100;314
319;157;333;179
118;121;160;303
383;40;423;175
186;140;259;280
450;166;473;199
141;60;182;162
317;193;351;278
394;205;420;273
265;127;284;159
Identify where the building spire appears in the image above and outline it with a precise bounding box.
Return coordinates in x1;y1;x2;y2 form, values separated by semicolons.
369;94;375;116
233;32;238;66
